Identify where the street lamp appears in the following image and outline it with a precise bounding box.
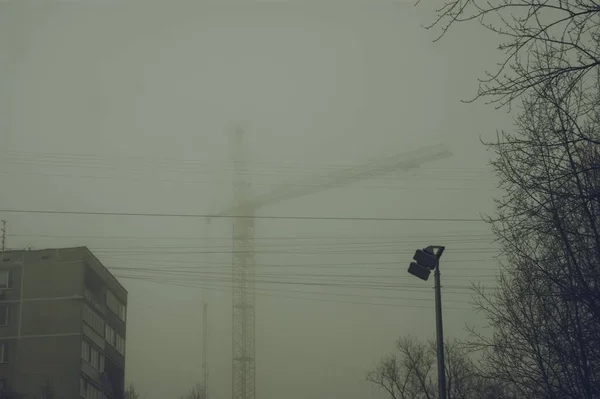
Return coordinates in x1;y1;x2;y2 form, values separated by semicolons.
408;245;446;399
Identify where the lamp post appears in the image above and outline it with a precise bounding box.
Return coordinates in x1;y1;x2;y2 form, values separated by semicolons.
407;245;446;399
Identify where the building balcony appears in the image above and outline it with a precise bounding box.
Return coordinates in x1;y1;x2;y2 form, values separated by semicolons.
84;288;106;316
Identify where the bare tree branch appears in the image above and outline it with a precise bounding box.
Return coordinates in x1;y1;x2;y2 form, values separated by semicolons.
422;0;600;107
465;66;600;398
367;337;515;399
179;382;207;399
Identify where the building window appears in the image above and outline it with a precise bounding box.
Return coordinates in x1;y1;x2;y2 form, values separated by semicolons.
83;304;105;335
115;333;125;355
81;339;90;361
106;291;126;321
81;339;104;372
118;302;126;321
84;289;106;315
0;270;10;289
80;377;107;399
90;346;99;368
105;324;115;346
104;324;125;355
0;343;8;363
107;291;126;321
99;351;104;371
0;305;8;327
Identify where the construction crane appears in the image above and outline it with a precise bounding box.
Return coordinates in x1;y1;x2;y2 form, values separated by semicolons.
202;301;209;399
214;127;452;399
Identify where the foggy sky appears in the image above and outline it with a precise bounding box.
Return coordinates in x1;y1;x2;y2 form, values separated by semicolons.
1;1;513;398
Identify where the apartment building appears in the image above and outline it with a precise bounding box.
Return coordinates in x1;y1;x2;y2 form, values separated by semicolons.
0;247;127;399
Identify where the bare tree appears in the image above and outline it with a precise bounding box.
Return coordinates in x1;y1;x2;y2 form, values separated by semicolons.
124;383;141;399
422;0;600;108
417;1;600;394
178;382;206;399
367;336;514;399
463;63;600;398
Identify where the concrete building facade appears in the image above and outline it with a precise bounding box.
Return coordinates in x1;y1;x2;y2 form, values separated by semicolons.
0;247;127;399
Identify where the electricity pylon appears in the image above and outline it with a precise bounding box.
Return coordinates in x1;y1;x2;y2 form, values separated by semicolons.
217;127;453;399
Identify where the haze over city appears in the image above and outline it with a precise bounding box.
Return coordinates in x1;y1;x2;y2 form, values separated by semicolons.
3;1;578;399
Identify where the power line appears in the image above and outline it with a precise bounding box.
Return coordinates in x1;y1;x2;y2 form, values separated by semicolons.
10;233;495;240
0;209;484;222
119;275;480;305
0;150;491;172
0;159;494;180
90;250;498;257
108;266;499;280
0;150;493;177
98;257;502;270
117;275;478;310
110;268;496;291
0;169;500;192
108;260;494;267
0;170;500;193
81;240;498;250
99;256;498;296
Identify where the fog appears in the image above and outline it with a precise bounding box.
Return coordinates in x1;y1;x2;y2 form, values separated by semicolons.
1;1;512;398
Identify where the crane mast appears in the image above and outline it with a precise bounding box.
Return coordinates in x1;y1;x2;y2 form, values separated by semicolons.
203;301;209;399
227;127;452;399
232;128;255;399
